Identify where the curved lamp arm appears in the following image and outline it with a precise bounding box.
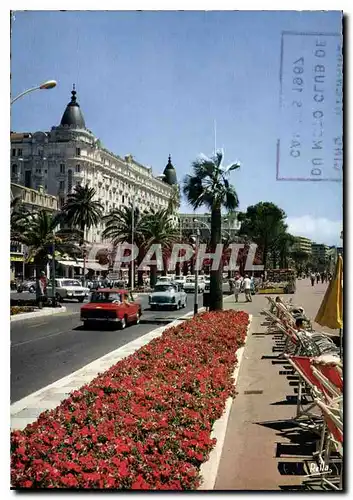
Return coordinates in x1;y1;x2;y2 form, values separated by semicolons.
11;80;57;105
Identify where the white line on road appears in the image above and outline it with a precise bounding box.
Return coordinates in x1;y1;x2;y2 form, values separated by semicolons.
11;329;76;348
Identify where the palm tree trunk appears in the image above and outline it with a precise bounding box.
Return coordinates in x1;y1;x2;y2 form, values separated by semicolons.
150;265;157;288
210;206;223;311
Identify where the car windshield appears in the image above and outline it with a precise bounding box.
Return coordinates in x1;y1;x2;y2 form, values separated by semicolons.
186;277;195;282
60;280;81;287
154;285;175;292
90;292;122;303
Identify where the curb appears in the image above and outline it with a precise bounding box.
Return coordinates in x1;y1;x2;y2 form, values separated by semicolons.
10;307;67;322
11;307;205;430
198;313;253;490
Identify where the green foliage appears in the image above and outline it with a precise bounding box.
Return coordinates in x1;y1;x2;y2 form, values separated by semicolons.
238;202;288;269
61;184;104;243
183;151;240;310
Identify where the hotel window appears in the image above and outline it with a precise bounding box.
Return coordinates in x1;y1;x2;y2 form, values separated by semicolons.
12;149;16;157
75;164;81;173
59;197;65;208
122;195;125;204
18;148;23;157
11;164;18;175
76;147;81;156
60;164;65;174
59;181;65;190
68;170;73;193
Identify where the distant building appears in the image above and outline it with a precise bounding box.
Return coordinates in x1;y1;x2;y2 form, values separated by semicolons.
179;212;241;240
292;236;312;255
10;85;177;245
311;243;330;262
10;183;58;279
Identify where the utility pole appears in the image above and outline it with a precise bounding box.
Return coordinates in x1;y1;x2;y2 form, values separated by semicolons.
194;228;200;316
131;199;135;290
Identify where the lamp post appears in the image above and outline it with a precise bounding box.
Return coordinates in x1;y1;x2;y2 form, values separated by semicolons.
190;229;200;316
131;198;135;291
51;230;56;307
11;80;57;105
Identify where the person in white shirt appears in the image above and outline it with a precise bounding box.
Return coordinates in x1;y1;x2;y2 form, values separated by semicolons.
234;275;243;303
243;274;252;302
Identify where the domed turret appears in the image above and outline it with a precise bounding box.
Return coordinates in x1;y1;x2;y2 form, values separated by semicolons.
60;85;86;129
163;154;177;185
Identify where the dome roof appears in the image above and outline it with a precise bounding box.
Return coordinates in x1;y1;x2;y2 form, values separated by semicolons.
60;85;86;129
163;155;177;185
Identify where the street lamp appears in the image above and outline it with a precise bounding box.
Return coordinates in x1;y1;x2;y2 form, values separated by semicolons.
11;80;57;105
190;230;200;316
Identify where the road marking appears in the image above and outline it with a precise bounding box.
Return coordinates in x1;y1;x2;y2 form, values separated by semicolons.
11;329;76;348
28;322;48;328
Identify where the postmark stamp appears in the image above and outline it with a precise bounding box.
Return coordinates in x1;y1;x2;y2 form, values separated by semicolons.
277;31;343;182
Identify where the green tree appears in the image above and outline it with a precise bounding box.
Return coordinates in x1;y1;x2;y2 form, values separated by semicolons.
11;196;31;241
61;185;103;283
141;209;179;287
183;151;240;311
290;249;310;274
238;202;287;270
15;209;81;290
102;205;148;287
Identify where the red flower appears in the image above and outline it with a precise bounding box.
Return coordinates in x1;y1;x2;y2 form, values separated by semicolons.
11;310;249;490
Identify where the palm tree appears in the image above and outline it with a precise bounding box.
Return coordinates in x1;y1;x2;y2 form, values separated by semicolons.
61;185;103;284
102;205;148;287
11;196;31;241
183;151;240;311
15;209;81;292
141;209;180;287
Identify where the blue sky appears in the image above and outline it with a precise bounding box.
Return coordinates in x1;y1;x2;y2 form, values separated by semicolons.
10;10;343;245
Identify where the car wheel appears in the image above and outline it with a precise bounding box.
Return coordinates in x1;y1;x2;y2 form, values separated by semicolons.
120;316;127;329
29;286;35;293
55;293;62;302
78;297;84;303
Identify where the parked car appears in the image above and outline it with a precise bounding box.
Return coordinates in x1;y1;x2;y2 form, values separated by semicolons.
17;280;36;293
47;278;90;302
174;276;186;288
183;275;206;293
80;288;142;329
149;282;187;310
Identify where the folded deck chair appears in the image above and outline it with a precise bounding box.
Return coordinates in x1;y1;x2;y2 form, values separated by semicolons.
285;356;332;427
310;398;343;491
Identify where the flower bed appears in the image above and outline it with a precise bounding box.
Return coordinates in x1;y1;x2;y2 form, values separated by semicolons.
11;306;36;316
11;310;249;490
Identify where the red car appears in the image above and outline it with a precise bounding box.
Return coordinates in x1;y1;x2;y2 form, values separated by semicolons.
80;288;142;329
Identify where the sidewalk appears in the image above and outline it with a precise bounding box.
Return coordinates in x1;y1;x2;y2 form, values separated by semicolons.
214;280;336;491
10;306;67;322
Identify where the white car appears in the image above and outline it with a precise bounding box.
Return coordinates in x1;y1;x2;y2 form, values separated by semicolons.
47;278;90;303
183;275;206;293
149;282;187;310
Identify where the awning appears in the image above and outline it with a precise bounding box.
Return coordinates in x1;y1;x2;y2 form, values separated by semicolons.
86;262;109;271
58;260;83;269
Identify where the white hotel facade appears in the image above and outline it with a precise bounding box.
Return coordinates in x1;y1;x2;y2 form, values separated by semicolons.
10;86;178;246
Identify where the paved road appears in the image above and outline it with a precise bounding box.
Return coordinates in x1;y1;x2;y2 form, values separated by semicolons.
11;293;205;403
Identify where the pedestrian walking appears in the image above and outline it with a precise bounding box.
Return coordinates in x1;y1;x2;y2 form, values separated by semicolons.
243;274;252;302
36;270;47;309
316;272;320;284
234;275;243;303
310;272;315;287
